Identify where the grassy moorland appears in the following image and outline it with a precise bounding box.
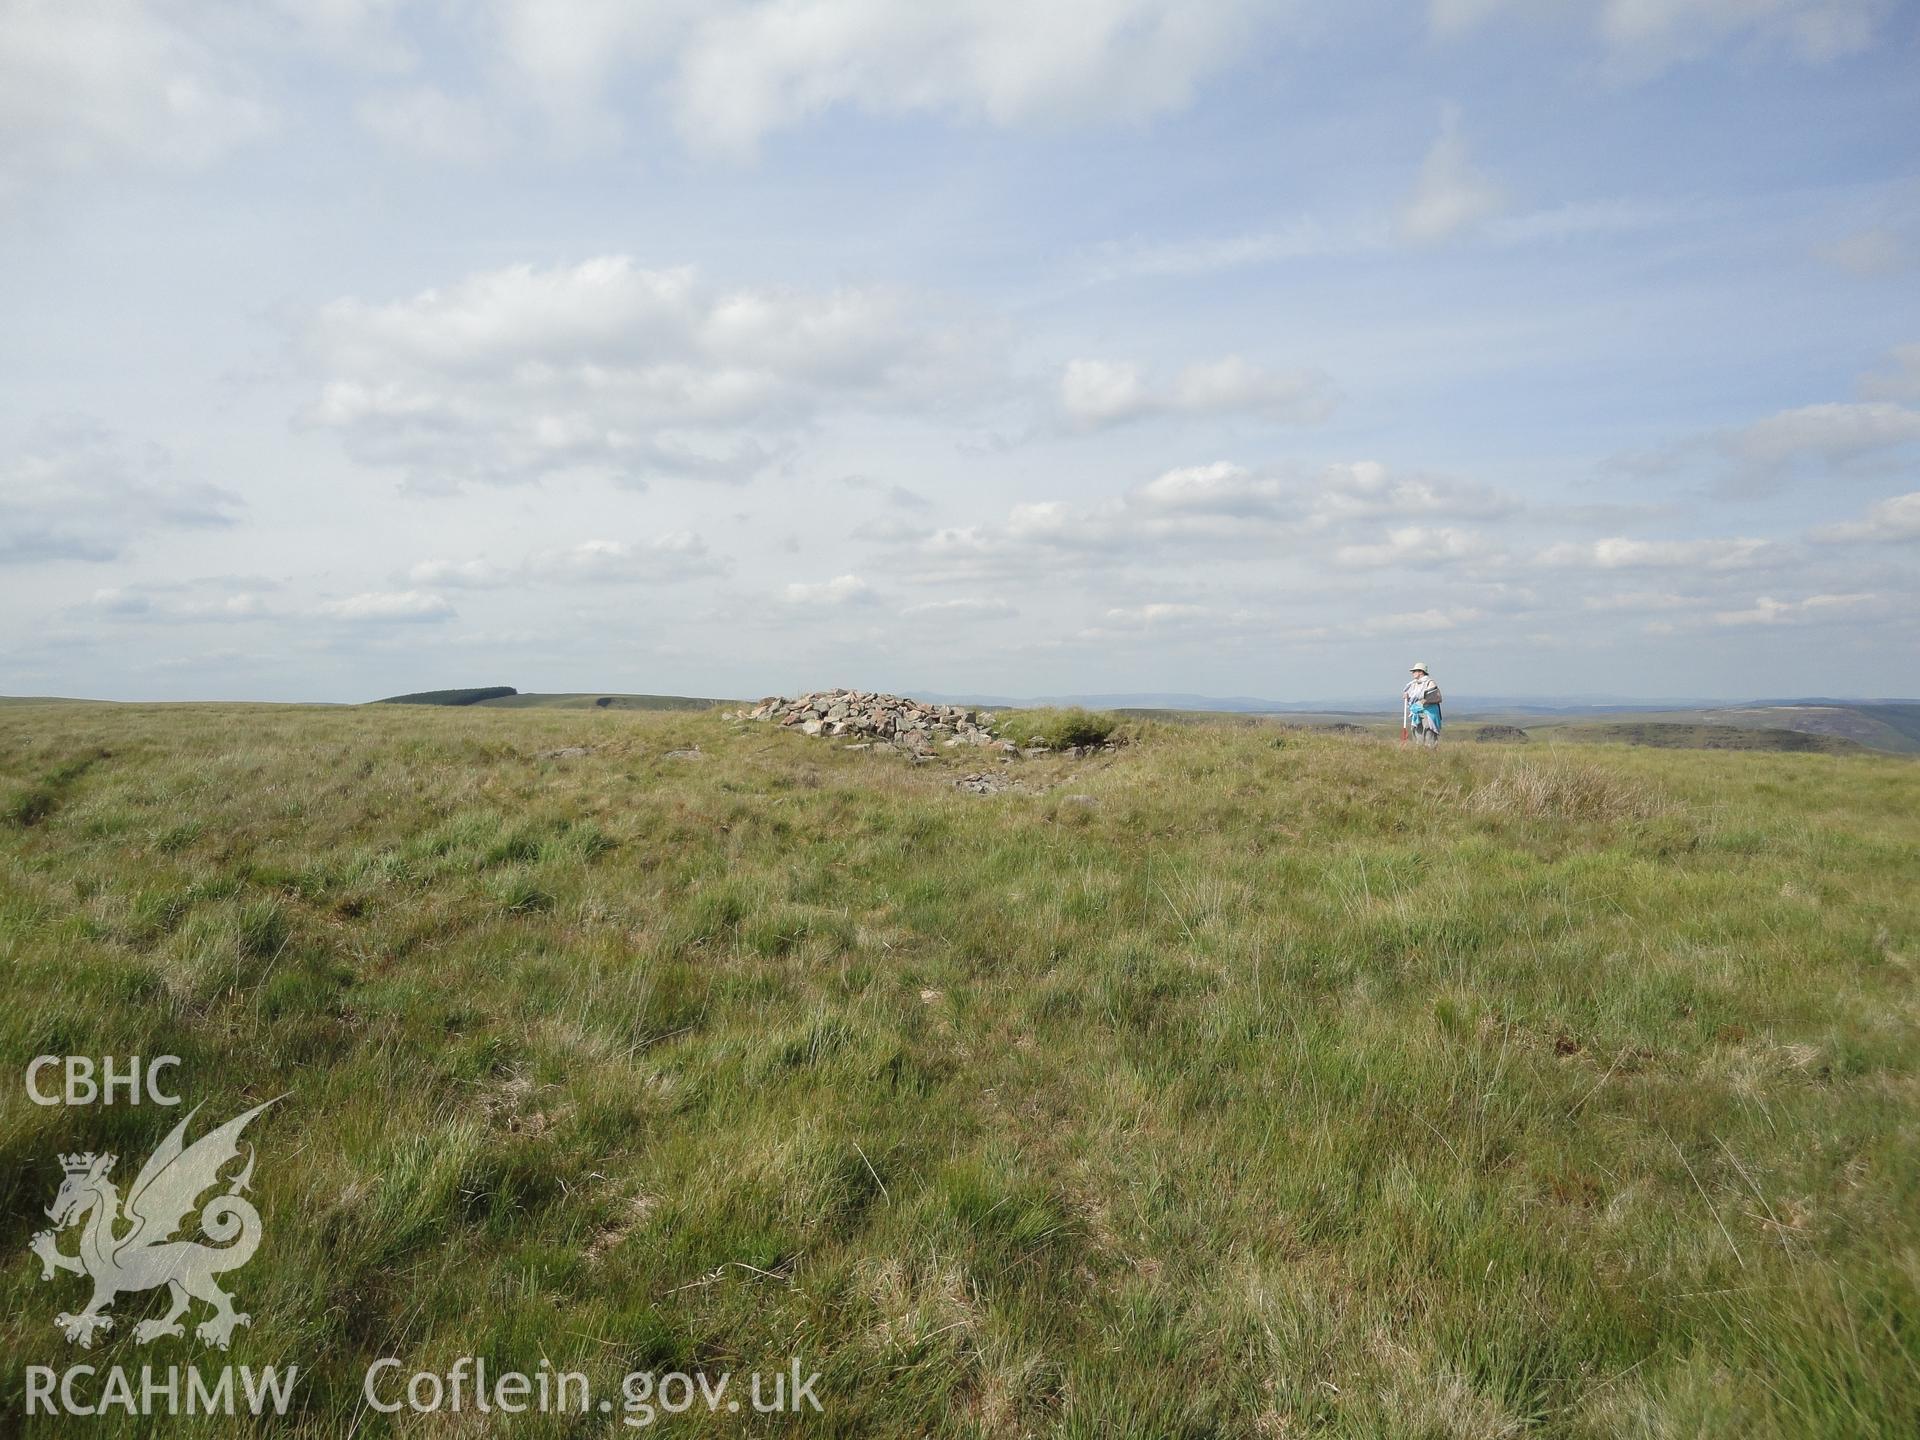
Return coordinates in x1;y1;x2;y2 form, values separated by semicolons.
0;701;1915;1437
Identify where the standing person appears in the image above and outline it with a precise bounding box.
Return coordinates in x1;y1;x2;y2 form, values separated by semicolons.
1403;662;1443;746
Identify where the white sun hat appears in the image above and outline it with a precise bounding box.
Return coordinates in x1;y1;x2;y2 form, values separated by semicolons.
1409;661;1428;672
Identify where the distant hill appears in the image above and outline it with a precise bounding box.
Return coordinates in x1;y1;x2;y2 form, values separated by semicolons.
472;692;726;712
1702;704;1920;754
1561;722;1866;754
374;686;518;707
371;688;726;711
1500;703;1920;756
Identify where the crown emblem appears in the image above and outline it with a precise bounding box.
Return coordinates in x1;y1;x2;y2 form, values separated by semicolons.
59;1152;110;1175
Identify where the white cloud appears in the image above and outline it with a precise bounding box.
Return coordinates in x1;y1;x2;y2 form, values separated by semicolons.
1082;219;1391;282
484;0;700;139
1811;490;1920;543
1398;109;1504;245
267;0;415;70
1332;526;1489;569
315;590;454;621
0;417;242;563
1536;536;1777;570
1712;592;1877;626
1860;344;1920;403
1100;602;1210;626
1302;461;1519;526
529;535;722;582
471;0;1284;155
82;585;273;623
1354;607;1484;636
899;597;1015;618
841;475;933;510
407;557;516;588
410;534;725;587
1722;401;1920;477
1628;380;1920;496
1060;359;1150;428
1818;226;1913;277
85;587;151;617
1481;196;1697;247
1073;600;1263;644
1596;0;1885;67
1084;198;1682;285
664;1;1275;156
1581;589;1697;612
783;573;875;605
851;515;935;544
873;459;1521;589
0;1;270;198
1171;355;1337;421
355;86;504;165
1133;460;1282;516
1061;354;1335;430
1433;0;1888;70
1129;459;1510;526
304;256;994;487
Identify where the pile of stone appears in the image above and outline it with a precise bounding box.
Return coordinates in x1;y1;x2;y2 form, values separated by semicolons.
732;690;1010;755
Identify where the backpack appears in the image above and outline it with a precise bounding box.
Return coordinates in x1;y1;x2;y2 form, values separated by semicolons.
1425;684;1442;706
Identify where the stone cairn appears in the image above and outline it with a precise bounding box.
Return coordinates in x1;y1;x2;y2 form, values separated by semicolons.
730;690;1011;757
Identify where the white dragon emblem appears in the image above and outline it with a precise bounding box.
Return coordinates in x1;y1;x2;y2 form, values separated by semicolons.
28;1099;279;1350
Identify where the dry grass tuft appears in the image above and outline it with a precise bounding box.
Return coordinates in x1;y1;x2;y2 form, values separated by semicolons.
1468;758;1670;822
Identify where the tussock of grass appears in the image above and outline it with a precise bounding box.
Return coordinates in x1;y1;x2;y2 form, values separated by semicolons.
1468;757;1670;822
2;785;56;827
0;703;1914;1437
1002;706;1123;748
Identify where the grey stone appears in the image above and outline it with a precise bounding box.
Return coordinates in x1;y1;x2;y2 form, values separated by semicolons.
742;687;1004;752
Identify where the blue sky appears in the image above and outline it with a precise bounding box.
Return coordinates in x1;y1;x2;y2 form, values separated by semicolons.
1;0;1916;704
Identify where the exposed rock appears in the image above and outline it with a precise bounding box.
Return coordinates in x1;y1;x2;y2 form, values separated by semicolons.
954;772;1016;795
536;746;593;759
1473;725;1530;743
662;746;705;759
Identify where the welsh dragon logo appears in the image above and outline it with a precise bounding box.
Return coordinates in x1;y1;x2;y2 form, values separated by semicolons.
28;1099;279;1350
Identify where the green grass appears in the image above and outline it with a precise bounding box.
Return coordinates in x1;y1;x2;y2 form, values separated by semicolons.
0;703;1915;1437
995;707;1124;748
